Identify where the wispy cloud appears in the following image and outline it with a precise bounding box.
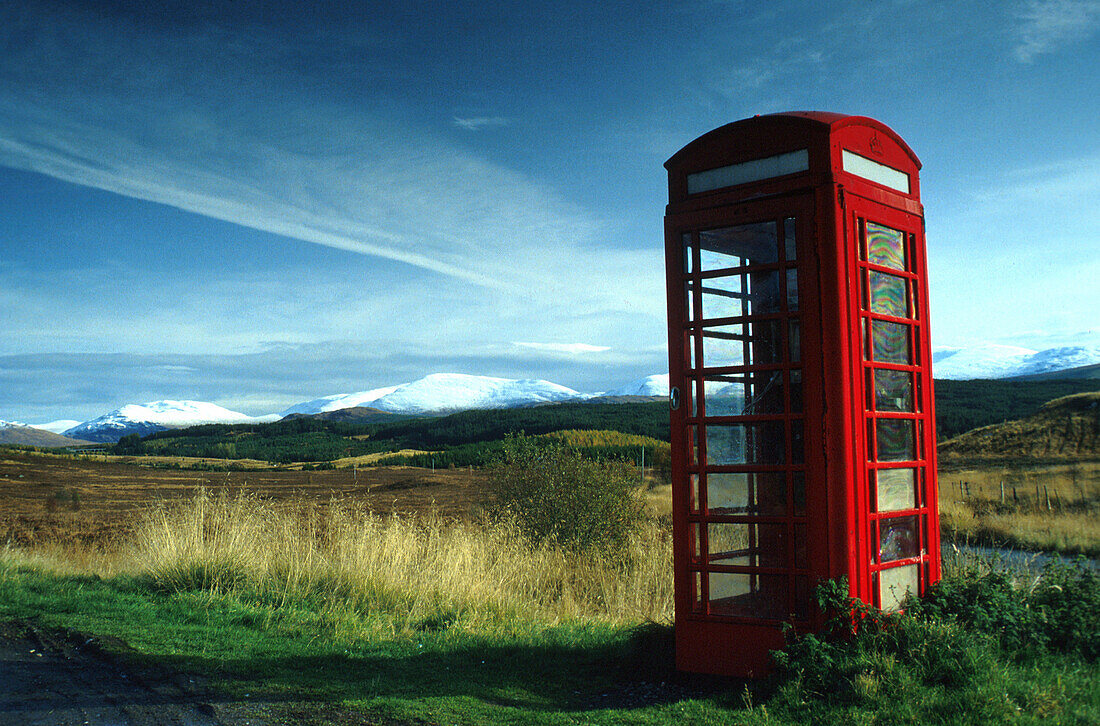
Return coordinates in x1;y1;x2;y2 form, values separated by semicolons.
1013;0;1100;62
453;116;511;131
0;5;601;292
512;342;611;355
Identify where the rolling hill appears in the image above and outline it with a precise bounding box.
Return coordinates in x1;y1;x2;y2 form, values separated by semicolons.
0;422;93;448
939;392;1100;462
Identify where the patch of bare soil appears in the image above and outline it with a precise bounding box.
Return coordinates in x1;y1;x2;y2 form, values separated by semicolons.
0;451;488;547
0;621;400;725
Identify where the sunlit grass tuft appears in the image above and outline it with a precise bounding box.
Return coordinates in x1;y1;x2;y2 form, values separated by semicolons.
113;489;672;633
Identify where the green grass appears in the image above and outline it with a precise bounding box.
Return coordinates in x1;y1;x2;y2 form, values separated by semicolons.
2;550;1097;725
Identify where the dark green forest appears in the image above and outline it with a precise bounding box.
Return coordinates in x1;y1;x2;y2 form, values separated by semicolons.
932;378;1100;439
109;379;1100;465
115;402;669;465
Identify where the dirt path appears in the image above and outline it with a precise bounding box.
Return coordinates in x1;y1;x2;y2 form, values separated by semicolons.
0;620;247;725
0;621;397;725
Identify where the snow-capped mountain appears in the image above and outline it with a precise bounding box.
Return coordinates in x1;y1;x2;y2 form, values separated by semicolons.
282;373;585;417
604;374;670;397
933;344;1100;380
29;419;82;435
280;384;401;416
63;400;275;443
0;420;91;447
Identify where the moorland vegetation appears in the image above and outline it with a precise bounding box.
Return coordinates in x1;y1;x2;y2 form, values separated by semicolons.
1;437;1097;724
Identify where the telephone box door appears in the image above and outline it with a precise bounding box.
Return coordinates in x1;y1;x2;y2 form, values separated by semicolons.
666;194;826;676
842;193;941;610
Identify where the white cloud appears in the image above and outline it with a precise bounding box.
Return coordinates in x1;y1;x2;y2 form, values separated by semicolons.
512;342;612;354
1013;0;1100;62
453;116;511;131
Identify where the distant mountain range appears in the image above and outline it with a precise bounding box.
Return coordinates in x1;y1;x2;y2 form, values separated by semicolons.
6;343;1098;445
0;420;93;448
61;400;278;443
281;373;583;417
43;374;670;443
933;344;1100;380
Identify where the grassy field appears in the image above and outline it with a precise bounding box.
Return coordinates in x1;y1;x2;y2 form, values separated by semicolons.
2;446;1098;722
2;489;1097;725
939;461;1100;556
0;450;489;548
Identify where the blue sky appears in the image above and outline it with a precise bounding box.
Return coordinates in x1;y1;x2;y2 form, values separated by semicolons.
1;0;1098;424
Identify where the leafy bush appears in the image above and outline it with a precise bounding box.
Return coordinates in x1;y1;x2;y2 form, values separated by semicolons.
772;560;1099;713
772;578;989;705
486;434;646;556
908;557;1100;659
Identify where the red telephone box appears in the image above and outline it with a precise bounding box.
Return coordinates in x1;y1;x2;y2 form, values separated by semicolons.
663;112;941;677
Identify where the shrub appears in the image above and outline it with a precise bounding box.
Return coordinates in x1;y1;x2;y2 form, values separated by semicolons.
486;434;646;556
773;577;994;706
908;557;1100;659
772;560;1099;713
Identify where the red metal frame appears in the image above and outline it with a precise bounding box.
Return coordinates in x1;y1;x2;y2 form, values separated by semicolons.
664;113;940;677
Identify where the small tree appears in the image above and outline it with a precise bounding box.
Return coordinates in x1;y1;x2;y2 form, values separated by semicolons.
114;433;145;455
486;434;646;556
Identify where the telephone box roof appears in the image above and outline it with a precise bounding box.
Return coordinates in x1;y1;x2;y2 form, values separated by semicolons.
665;111;921;171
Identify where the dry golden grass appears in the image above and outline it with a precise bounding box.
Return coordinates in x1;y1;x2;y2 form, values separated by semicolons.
332;449;432;467
938;461;1100;555
15;490;674;630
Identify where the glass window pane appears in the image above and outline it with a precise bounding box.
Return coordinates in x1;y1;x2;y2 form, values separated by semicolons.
791;420;804;464
793;524;808;568
688;425;698;465
788;319;801;363
793;576;810;619
876;468;916;512
875;418;915;462
703;377;739;415
879;564;919;612
708;523;786;568
701;325;744;368
689;473;701;512
700;275;746;319
682;233;693;274
786;268;799;311
706;472;786;515
869;271;908;318
709;573;787;619
747;269;781;314
685;281;697;321
700;223;778;271
789;369;803;413
874;369;914;412
879;515;920;562
706;422;786;465
701;321;781;368
704;371;784;416
865;222;906;270
784;217;797;261
872;320;910;363
792;472;806;516
692;571;703;611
